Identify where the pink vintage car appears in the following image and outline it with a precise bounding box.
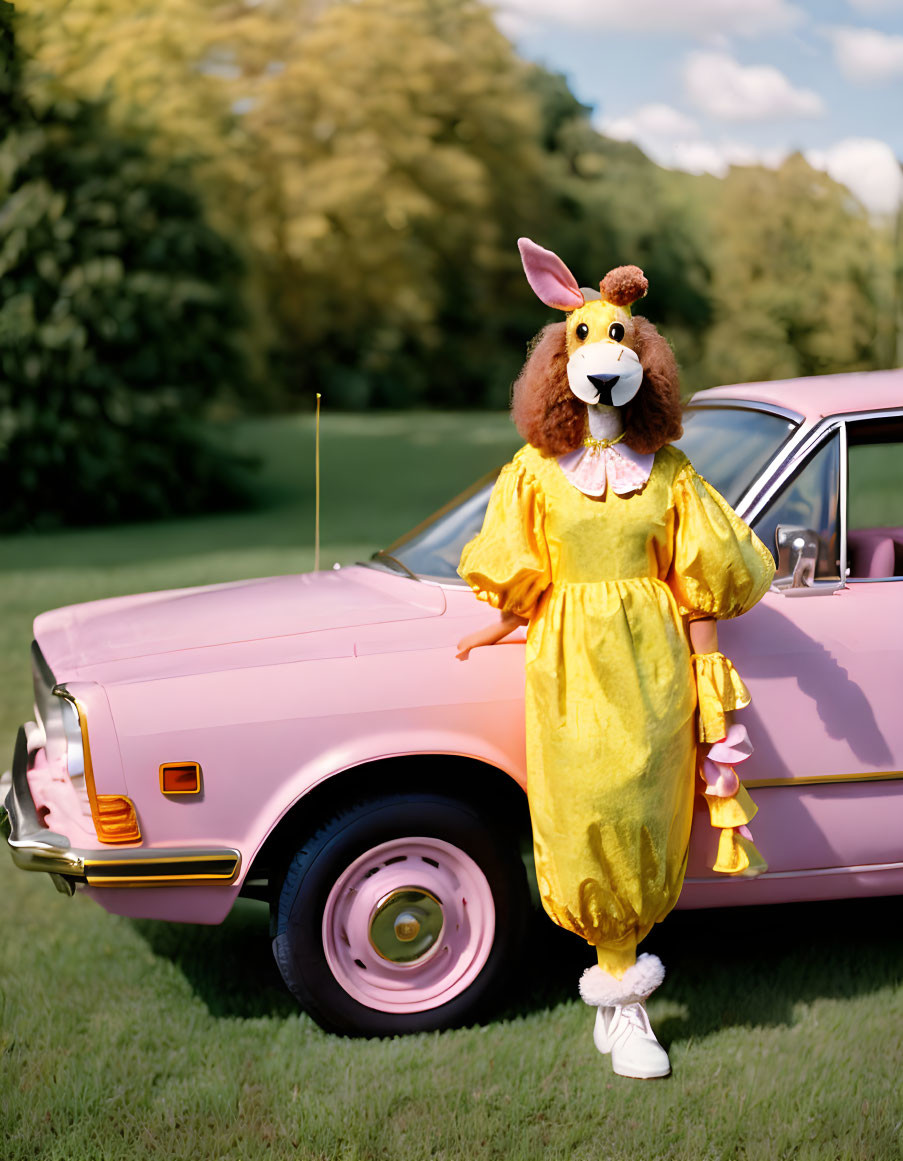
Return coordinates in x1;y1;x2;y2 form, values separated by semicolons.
4;370;903;1035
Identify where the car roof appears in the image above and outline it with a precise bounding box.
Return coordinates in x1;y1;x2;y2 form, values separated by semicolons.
689;368;903;425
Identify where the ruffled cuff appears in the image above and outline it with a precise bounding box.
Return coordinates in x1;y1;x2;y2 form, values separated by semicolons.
692;651;751;743
713;829;769;877
705;782;757;828
699;723;768;879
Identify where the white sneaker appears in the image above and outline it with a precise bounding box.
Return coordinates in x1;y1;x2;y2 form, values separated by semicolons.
593;1002;671;1079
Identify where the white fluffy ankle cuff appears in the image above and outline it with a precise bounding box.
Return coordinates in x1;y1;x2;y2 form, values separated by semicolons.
579;953;665;1006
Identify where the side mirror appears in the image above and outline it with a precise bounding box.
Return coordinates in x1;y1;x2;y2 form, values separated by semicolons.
775;524;818;589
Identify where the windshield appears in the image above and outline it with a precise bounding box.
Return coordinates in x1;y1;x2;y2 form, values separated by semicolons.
373;403;797;581
673;406;797;507
374;472;499;582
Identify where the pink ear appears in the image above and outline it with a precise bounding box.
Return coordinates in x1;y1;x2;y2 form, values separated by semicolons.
517;237;585;311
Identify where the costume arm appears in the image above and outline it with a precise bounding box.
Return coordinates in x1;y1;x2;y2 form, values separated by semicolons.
456;612;527;659
688;616;718;656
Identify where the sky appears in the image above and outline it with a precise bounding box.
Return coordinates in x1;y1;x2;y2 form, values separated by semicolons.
493;0;903;214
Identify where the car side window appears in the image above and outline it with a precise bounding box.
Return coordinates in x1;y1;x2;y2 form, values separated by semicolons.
846;416;903;581
752;432;841;582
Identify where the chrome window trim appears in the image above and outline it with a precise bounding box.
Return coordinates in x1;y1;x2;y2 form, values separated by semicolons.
835;406;903;424
682;402;809;522
839;419;848;584
700;404;903;526
739;417;842;527
742;406;903;588
840;408;903;585
739;418;845;593
687;396;805;424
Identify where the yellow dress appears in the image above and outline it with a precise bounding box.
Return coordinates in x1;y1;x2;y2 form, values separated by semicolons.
458;443;775;975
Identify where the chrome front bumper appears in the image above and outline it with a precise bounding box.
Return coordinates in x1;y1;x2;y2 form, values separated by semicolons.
1;727;83;893
2;726;241;894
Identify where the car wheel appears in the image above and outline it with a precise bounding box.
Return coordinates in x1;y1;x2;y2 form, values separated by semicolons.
272;792;529;1035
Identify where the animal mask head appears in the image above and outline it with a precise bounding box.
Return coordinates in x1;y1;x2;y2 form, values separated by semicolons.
512;238;683;456
518;237;649;408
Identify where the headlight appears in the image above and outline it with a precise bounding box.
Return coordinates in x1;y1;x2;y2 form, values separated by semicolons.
59;697;85;778
52;688;142;843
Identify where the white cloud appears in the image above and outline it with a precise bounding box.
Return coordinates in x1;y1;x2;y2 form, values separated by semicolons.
682;140;788;174
604;131;902;215
806;138;903;214
827;26;903;83
598;108;902;215
603;119;896;214
666;141;734;176
492;6;533;42
598;103;789;176
493;0;804;39
602;103;701;144
654;138;788;178
684;51;824;120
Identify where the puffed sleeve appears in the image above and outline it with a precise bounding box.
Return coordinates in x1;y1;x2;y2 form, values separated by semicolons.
457;459;551;620
668;462;775;621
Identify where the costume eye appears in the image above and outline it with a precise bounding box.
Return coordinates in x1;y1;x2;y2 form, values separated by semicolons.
575;323;589;341
608;322;625;342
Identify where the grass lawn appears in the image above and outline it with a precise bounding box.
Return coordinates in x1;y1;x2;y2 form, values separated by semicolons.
1;412;901;1161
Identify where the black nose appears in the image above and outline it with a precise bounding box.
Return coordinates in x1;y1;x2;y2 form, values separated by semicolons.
587;373;620;405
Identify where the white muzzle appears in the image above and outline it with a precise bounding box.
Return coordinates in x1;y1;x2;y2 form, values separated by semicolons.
567;341;643;407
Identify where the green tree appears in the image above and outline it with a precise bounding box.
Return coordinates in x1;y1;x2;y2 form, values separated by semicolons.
15;0;720;408
524;66;713;390
0;1;254;530
701;155;889;387
235;0;565;407
1;0;28;132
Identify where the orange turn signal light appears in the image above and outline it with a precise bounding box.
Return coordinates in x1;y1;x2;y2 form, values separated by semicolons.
160;762;202;796
95;795;142;843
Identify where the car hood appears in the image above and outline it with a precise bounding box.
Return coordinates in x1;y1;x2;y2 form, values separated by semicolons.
34;565;446;677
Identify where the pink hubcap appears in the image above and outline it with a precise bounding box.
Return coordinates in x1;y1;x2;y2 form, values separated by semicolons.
321;837;496;1013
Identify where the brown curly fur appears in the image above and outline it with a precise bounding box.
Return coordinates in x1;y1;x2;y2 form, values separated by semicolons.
510;316;683;456
511;324;584;456
599;265;648;307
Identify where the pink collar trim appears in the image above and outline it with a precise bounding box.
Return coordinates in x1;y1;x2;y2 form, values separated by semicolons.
557;442;654;497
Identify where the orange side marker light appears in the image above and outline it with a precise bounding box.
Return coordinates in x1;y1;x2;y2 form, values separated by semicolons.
160;762;202;796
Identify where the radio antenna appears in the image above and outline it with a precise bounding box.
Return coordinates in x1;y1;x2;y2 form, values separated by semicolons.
314;392;321;572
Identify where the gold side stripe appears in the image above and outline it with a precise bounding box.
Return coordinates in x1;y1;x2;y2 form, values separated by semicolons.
83;851;240;888
745;770;903;789
84;854;237;868
85;873;238;888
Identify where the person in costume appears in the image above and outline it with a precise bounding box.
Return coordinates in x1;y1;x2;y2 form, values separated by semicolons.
457;239;775;1080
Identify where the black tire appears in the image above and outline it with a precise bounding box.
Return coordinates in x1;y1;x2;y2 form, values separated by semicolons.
272;792;529;1035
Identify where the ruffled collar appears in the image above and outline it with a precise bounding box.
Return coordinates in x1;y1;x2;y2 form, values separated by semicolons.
557;441;654;498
